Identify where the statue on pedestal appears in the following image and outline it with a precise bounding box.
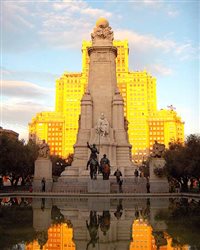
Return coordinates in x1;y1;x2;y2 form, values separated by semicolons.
100;154;111;180
87;142;99;180
151;141;165;158
38;140;50;159
96;113;109;137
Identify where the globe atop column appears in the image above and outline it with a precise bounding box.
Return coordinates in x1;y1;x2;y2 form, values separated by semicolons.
91;18;114;45
96;17;109;28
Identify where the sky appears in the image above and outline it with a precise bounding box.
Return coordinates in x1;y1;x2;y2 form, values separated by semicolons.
1;0;199;141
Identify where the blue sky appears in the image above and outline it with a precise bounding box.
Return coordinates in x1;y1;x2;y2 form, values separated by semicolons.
1;0;199;140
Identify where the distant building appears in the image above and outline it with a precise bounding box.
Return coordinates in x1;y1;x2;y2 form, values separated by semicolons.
29;112;65;157
0;126;19;140
29;40;184;161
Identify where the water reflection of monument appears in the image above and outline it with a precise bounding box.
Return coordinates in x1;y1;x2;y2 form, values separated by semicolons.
59;18;133;185
27;198;186;250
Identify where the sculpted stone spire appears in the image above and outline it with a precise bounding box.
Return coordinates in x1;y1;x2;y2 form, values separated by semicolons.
91;17;114;45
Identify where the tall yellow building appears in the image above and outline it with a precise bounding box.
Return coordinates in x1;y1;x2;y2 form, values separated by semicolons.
29;112;65;156
29;40;184;161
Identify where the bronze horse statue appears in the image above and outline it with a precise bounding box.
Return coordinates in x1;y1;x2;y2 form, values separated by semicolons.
87;158;99;180
101;163;110;180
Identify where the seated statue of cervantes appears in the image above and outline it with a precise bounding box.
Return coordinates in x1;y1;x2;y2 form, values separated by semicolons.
96;113;109;137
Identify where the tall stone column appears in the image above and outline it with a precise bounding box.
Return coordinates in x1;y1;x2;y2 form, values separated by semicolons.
88;46;117;127
58;18;134;184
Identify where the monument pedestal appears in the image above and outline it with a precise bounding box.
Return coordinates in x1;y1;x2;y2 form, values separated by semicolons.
88;179;110;193
149;158;169;193
33;158;53;192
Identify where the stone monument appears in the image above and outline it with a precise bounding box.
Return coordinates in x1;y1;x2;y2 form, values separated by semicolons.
60;18;133;185
33;140;53;192
149;141;169;193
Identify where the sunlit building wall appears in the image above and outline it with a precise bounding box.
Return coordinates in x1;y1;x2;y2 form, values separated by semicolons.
29;111;65;157
148;109;185;152
55;72;85;155
29;40;184;160
26;223;75;250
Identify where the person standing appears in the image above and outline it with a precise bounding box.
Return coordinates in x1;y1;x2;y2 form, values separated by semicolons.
41;177;46;192
114;169;122;183
146;178;150;193
134;169;139;183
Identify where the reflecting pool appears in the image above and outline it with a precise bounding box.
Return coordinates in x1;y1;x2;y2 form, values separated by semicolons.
0;197;200;250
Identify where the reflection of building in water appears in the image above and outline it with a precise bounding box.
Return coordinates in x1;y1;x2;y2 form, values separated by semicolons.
26;223;75;250
129;219;189;250
130;219;156;249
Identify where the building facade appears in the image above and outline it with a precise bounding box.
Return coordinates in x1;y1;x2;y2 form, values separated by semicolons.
29;40;184;161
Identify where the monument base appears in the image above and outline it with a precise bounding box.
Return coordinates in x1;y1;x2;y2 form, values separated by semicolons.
149;158;169;193
149;179;169;193
33;158;53;192
88;179;110;193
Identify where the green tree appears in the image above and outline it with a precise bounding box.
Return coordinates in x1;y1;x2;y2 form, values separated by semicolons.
164;134;200;192
0;135;38;186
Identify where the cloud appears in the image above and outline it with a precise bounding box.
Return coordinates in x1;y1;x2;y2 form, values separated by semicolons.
2;80;54;99
115;29;198;61
167;10;179;17
146;64;173;76
2;1;112;51
1;68;59;87
115;29;175;52
140;0;179;17
1;100;54;140
141;0;163;8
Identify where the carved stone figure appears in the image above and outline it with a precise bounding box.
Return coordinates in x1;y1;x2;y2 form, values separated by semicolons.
151;141;165;158
91;18;114;42
38;140;50;159
96;113;109;137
